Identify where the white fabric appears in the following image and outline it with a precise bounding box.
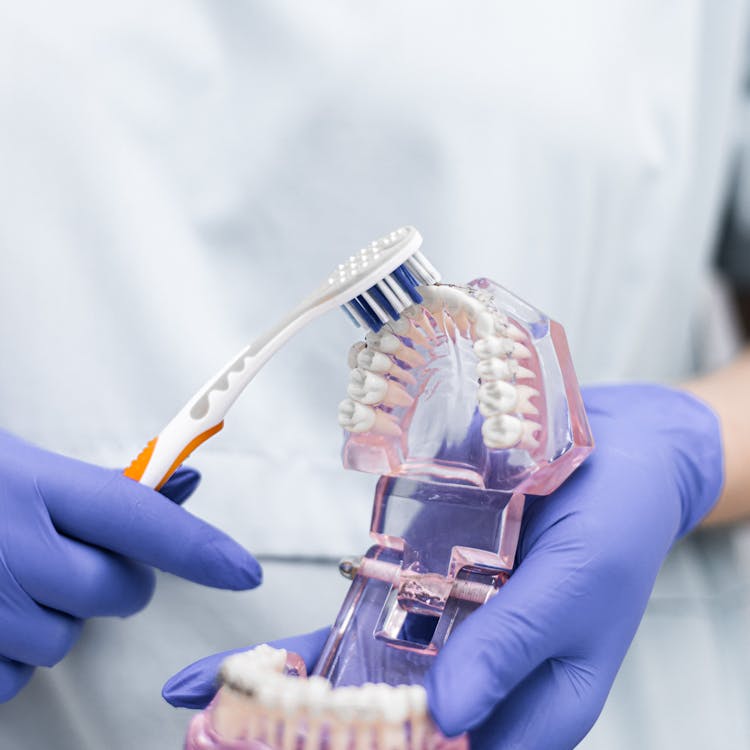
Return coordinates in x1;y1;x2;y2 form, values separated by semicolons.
0;1;748;748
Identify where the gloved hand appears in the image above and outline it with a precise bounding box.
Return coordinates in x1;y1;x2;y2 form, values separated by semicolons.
425;384;724;750
0;429;262;702
162;629;331;708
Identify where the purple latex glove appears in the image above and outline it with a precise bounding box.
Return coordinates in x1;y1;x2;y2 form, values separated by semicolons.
162;629;331;708
425;384;724;750
0;430;262;702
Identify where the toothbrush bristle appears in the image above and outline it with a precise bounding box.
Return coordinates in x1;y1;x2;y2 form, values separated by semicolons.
343;254;441;332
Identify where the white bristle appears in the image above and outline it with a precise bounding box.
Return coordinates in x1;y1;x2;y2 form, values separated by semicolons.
376;280;406;314
404;256;431;285
345;302;368;328
361;291;390;324
383;274;414;308
412;250;441;283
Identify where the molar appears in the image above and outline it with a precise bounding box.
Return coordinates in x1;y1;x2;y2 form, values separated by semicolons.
478;381;518;416
348;368;413;408
476;357;535;382
347;341;367;369
357;347;417;386
366;330;426;367
474;336;532;360
338;399;402;436
481;414;523;449
348;368;388;404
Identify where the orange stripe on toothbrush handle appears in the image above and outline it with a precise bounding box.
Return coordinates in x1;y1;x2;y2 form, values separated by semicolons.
124;437;158;482
123;421;225;489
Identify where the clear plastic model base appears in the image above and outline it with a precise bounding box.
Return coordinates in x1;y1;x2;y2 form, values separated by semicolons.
185;275;593;750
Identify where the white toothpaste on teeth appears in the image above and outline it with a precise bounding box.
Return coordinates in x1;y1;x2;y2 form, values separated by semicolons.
348;368;389;405
481;414;524;449
478;381;518;416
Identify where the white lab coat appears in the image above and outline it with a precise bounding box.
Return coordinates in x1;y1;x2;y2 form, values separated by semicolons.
0;2;748;748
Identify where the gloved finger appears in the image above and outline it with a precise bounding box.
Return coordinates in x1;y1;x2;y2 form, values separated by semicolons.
11;531;155;618
425;541;589;737
38;464;261;591
468;658;609;750
0;657;34;703
162;628;331;709
158;466;201;506
0;595;83;667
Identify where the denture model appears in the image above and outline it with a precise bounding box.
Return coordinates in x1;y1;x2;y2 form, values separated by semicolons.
185;273;593;750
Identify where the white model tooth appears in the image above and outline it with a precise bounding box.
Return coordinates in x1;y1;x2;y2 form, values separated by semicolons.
477;357;513;381
476;358;535;381
348;368;413;408
481;414;524;449
329;687;357;750
417;285;443;314
439;286;466;316
388;317;411;336
478;381;518;416
348;341;367;369
403;303;439;340
474;336;532;360
357;347;417;386
252;644;287;672
366;330;402;354
212;685;254;741
462;296;486;322
303;677;331;750
494;318;526;342
516;385;540;415
280;680;304;750
373;684;408;750
338;399;376;432
338;399;402;437
512;342;532;359
387;315;430;347
367;330;425;367
348;368;389;405
257;675;284;745
474;336;514;360
405;686;428;750
357;347;393;373
353;686;379;750
473;311;497;339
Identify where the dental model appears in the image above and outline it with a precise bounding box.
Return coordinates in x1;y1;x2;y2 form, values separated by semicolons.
185;247;594;750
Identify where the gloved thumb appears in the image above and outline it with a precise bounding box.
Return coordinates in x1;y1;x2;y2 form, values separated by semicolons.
158;465;201;505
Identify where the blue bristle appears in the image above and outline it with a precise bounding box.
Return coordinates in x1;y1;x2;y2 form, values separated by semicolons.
350;296;383;332
367;285;400;320
391;265;424;304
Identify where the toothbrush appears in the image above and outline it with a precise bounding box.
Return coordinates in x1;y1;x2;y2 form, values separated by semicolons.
124;226;440;489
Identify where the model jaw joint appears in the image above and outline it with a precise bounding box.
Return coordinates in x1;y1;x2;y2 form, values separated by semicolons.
186;261;593;750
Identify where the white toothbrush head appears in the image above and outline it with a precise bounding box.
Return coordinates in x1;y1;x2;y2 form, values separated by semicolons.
315;226;440;332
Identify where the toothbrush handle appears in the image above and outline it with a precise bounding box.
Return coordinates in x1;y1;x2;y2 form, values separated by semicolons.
124;305;319;489
124;418;225;490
